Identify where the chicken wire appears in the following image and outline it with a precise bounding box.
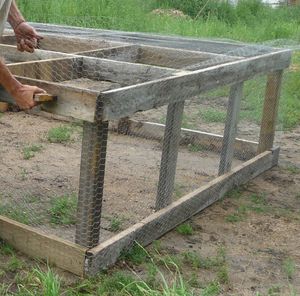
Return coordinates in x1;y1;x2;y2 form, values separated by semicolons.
0;26;290;259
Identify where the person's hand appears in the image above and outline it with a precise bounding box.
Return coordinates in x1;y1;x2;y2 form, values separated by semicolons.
11;84;46;110
14;22;42;53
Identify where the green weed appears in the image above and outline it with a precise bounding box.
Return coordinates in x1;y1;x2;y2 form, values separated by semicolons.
47;126;72;143
0;241;14;256
49;194;77;225
6;256;24;272
121;243;149;265
282;258;296;280
187;143;205;152
33;267;61;296
108;216;123;232
201;281;221;296
22;144;43;160
286;165;300;175
0;204;32;225
198;108;227;123
176;223;194;235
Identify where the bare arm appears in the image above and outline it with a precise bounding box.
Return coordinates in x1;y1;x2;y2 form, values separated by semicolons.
0;59;45;109
7;0;25;30
7;0;41;52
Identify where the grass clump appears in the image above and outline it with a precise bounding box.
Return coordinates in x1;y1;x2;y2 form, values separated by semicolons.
198;108;227;123
0;204;32;225
49;194;77;225
33;267;61;296
108;216;123;232
47;126;72;143
121;243;149;265
22;144;43;160
176;223;194;235
201;281;221;296
282;258;296;280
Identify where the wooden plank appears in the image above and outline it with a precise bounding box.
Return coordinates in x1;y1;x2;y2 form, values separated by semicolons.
156;102;184;210
0;44;69;64
257;70;283;154
0;215;87;276
110;119;258;160
13;76;98;122
219;82;244;175
77;45;139;62
86;148;279;274
75;121;109;248
8;57;82;82
99;50;291;121
81;56;178;85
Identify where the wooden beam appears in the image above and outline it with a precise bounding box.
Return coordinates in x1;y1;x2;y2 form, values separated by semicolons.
13;76;99;122
99;50;291;121
156;102;184;210
86;148;279;274
110;119;258;160
257;70;283;154
75;120;109;248
0;215;87;276
81;56;178;85
219;82;244;175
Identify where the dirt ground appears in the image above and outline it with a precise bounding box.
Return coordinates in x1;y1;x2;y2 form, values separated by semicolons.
0;110;299;295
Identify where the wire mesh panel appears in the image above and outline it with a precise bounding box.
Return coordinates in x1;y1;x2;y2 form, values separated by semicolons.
0;24;292;274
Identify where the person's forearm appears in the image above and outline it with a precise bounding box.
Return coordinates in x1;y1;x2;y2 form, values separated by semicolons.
0;59;22;95
7;0;25;30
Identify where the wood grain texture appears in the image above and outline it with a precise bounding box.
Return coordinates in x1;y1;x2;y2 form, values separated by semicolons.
86;148;279;274
0;215;87;276
99;50;291;121
219;82;244;175
257;70;283;154
156;102;184;210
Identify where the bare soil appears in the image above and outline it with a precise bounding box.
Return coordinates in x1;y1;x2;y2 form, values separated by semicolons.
0;110;299;295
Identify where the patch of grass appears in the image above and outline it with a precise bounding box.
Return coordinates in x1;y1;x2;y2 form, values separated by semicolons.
6;256;24;272
121;242;149;265
0;241;15;256
176;223;194;235
22;144;43;160
0;204;32;225
267;285;281;296
49;194;77;225
201;281;221;296
33;267;61;296
173;183;186;199
225;212;244;223
47;125;72;143
217;264;229;284
285;165;300;175
187;143;205;152
198;108;227;123
282;258;296;280
108;216;123;232
225;187;244;199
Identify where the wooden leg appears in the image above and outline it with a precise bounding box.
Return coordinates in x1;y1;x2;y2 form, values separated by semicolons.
156;101;184;211
219;82;244;175
75;120;109;248
257;70;283;154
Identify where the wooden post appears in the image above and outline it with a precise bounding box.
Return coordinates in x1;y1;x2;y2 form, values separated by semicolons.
75;120;109;248
257;70;283;154
219;82;244;175
156;101;184;211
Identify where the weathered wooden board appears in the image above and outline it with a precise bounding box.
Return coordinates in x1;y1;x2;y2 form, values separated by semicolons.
0;215;87;276
86;148;279;274
0;34;126;53
258;70;283;154
99;50;291;121
14;76;99;122
156;102;185;210
110;119;258;160
0;44;68;64
219;82;244;175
